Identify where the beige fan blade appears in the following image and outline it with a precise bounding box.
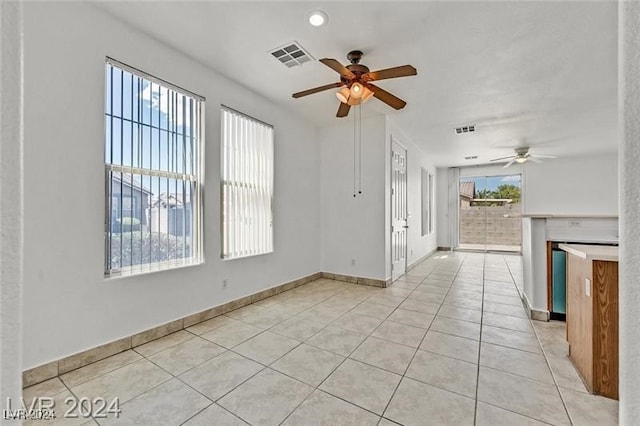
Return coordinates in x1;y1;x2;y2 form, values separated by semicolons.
319;58;356;79
367;84;407;110
336;102;351;118
292;82;344;98
364;65;417;81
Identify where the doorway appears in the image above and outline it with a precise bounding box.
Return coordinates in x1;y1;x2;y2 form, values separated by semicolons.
458;174;522;252
391;140;408;280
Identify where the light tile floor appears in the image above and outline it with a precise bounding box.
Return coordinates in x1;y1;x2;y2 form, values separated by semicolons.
23;252;619;425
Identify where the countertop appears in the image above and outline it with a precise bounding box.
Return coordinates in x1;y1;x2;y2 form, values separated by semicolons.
559;243;619;262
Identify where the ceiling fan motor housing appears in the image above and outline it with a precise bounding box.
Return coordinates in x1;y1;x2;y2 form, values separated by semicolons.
342;51;370;86
347;50;364;64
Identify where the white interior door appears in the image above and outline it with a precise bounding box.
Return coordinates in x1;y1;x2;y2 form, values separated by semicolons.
391;140;408;280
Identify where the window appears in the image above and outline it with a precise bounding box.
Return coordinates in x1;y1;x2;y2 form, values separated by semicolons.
221;106;274;259
421;168;434;236
104;58;204;277
428;171;434;234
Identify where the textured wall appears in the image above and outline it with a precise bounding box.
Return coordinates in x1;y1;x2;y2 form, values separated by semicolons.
0;0;24;412
619;2;640;423
21;2;321;369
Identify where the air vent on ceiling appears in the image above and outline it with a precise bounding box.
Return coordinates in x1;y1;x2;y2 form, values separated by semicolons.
455;125;476;135
269;41;314;68
464;155;478;160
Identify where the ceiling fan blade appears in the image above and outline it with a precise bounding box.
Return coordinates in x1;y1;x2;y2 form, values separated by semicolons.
336;102;351;118
364;65;417;81
530;154;557;159
367;84;406;110
490;155;516;162
292;82;344;98
529;157;543;163
319;58;355;79
503;158;517;168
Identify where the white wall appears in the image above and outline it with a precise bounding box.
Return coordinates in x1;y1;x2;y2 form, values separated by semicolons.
522;153;618;216
386;118;438;269
0;0;24;409
319;115;437;282
436;167;451;248
521;218;548;312
22;2;321;369
320;115;387;280
436;153;618;249
619;2;640;422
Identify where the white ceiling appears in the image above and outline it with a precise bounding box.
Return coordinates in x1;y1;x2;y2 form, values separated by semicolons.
97;1;618;167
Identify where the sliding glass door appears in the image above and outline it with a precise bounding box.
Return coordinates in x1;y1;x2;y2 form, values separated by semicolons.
458;174;522;252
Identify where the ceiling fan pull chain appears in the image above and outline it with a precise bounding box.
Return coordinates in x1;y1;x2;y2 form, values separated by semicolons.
353;108;357;197
358;104;362;194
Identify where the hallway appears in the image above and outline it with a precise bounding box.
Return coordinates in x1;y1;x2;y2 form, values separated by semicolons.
23;252;618;425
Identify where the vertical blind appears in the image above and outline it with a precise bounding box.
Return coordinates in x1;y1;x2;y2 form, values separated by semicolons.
421;168;429;236
428;172;434;234
221;106;274;259
104;58;204;277
421;168;434;236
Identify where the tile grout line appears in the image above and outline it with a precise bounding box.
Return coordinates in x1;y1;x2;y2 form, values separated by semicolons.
186;282;391;425
169;282;379;424
42;259;532;426
85;283;354;425
529;318;576;425
378;253;468;422
473;252;487;426
472;254;566;425
278;279;419;425
279;258;454;425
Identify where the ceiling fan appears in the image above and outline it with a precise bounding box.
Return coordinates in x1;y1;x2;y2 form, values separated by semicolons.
292;50;417;118
490;147;557;168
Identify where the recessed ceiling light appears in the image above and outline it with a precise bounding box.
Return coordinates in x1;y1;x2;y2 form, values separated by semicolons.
308;11;328;27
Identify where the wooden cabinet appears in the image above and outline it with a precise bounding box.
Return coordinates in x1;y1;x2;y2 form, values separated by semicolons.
561;244;618;400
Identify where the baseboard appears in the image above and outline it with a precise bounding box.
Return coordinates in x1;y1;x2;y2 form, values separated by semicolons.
407;248;437;271
520;291;550;322
22;271;323;388
321;272;388;288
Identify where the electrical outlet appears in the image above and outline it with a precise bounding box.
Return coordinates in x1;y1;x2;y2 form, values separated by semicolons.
222;279;228;288
585;278;591;297
351;259;356;266
569;220;582;227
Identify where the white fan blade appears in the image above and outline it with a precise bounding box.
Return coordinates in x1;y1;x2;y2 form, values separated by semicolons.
490;155;515;162
529;157;543;163
530;154;557;159
503;158;517;168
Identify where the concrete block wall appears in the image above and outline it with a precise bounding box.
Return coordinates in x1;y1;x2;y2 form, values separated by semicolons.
459;204;522;245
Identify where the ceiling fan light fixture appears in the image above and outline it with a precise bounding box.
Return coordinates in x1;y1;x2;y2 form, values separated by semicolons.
336;87;350;103
308;11;328;27
350;82;364;99
515;157;527;163
361;86;374;103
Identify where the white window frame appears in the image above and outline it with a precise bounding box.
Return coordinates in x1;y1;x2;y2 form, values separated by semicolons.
104;57;205;278
221;105;274;260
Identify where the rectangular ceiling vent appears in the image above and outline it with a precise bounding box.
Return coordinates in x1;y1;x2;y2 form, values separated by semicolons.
455;125;476;135
464;155;478;160
269;41;314;68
